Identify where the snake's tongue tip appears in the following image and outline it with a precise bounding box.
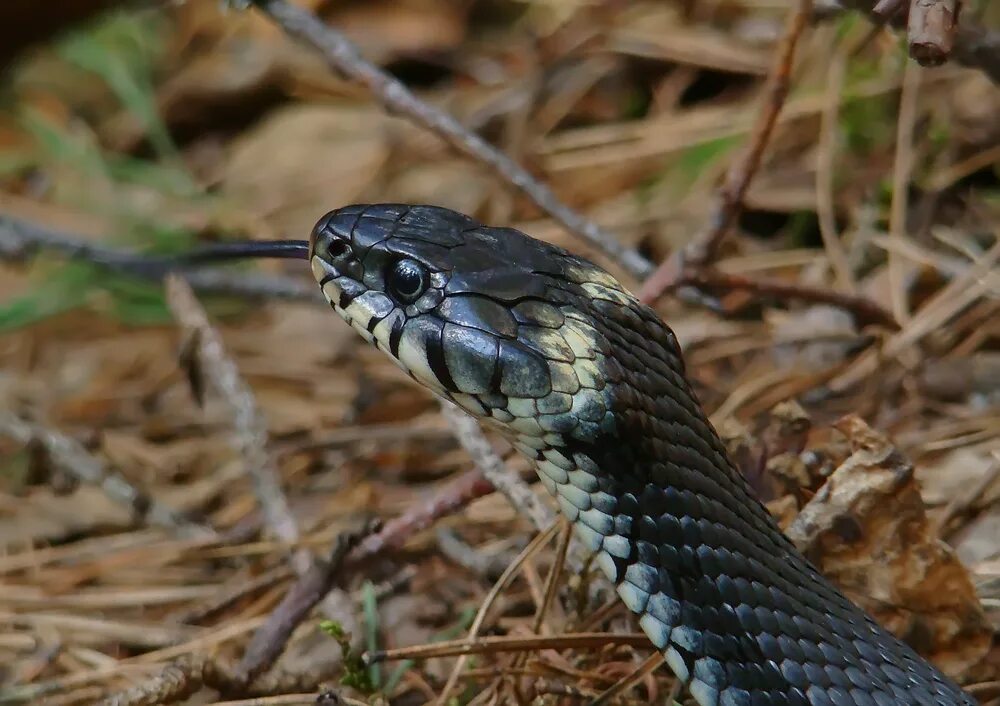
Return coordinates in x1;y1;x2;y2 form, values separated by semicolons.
178;239;311;265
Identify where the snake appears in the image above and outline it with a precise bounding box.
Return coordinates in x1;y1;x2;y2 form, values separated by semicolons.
297;203;976;706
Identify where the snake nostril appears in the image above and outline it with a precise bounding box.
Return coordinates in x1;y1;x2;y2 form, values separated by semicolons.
327;239;352;260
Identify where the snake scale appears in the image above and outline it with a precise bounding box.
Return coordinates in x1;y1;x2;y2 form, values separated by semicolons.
300;203;976;706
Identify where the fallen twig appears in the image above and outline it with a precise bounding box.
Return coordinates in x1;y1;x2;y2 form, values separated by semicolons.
887;52;922;324
0;413;214;539
637;0;815;304
165;276;308;574
235;524;371;683
348;469;495;563
364;631;651;664
235;471;496;681
94;653;329;706
97;472;494;704
246;0;651;279
676;269;900;329
96;655;209;706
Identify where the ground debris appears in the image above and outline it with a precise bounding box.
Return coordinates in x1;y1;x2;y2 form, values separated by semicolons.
1;0;998;702
786;414;992;677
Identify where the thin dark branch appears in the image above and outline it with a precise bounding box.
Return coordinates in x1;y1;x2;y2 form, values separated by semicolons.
235;524;370;683
676;269;900;329
236;469;497;682
246;0;652;279
637;0;814;305
347;469;496;563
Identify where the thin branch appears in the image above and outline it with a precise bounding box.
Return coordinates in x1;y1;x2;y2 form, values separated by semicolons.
364;631;651;664
235;524;370;683
231;470;500;687
348;469;496;563
95;653;330;706
817;49;856;293
95;655;210;706
165;276;309;574
0;413;214;539
637;0;814;304
675;269;900;329
246;0;651;279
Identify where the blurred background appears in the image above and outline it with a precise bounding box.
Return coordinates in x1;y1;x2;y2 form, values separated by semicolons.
0;1;999;705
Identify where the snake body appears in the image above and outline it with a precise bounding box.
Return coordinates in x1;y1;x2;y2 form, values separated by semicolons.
307;203;976;706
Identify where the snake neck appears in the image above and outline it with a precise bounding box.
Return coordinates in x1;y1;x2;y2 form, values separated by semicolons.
516;295;973;706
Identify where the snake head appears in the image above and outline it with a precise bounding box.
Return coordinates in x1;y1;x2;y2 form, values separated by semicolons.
307;203;657;459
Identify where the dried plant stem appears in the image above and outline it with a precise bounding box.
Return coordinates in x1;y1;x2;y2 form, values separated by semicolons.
0;413;213;538
435;522;561;705
531;519;571;636
887;58;922;325
165;275;308;574
95;653;332;706
365;631;651;664
248;0;650;279
96;656;209;706
348;469;496;562
235;526;367;682
817;48;856;293
675;269;899;329
637;0;814;304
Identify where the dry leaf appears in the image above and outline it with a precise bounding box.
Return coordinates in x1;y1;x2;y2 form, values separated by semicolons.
786;414;991;676
220;103;392;238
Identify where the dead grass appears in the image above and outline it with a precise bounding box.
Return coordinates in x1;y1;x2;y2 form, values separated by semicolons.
0;1;998;705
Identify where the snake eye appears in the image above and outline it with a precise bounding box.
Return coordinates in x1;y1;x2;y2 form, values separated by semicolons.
388;259;428;302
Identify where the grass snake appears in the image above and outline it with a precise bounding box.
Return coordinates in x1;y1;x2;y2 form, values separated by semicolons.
294;203;975;706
